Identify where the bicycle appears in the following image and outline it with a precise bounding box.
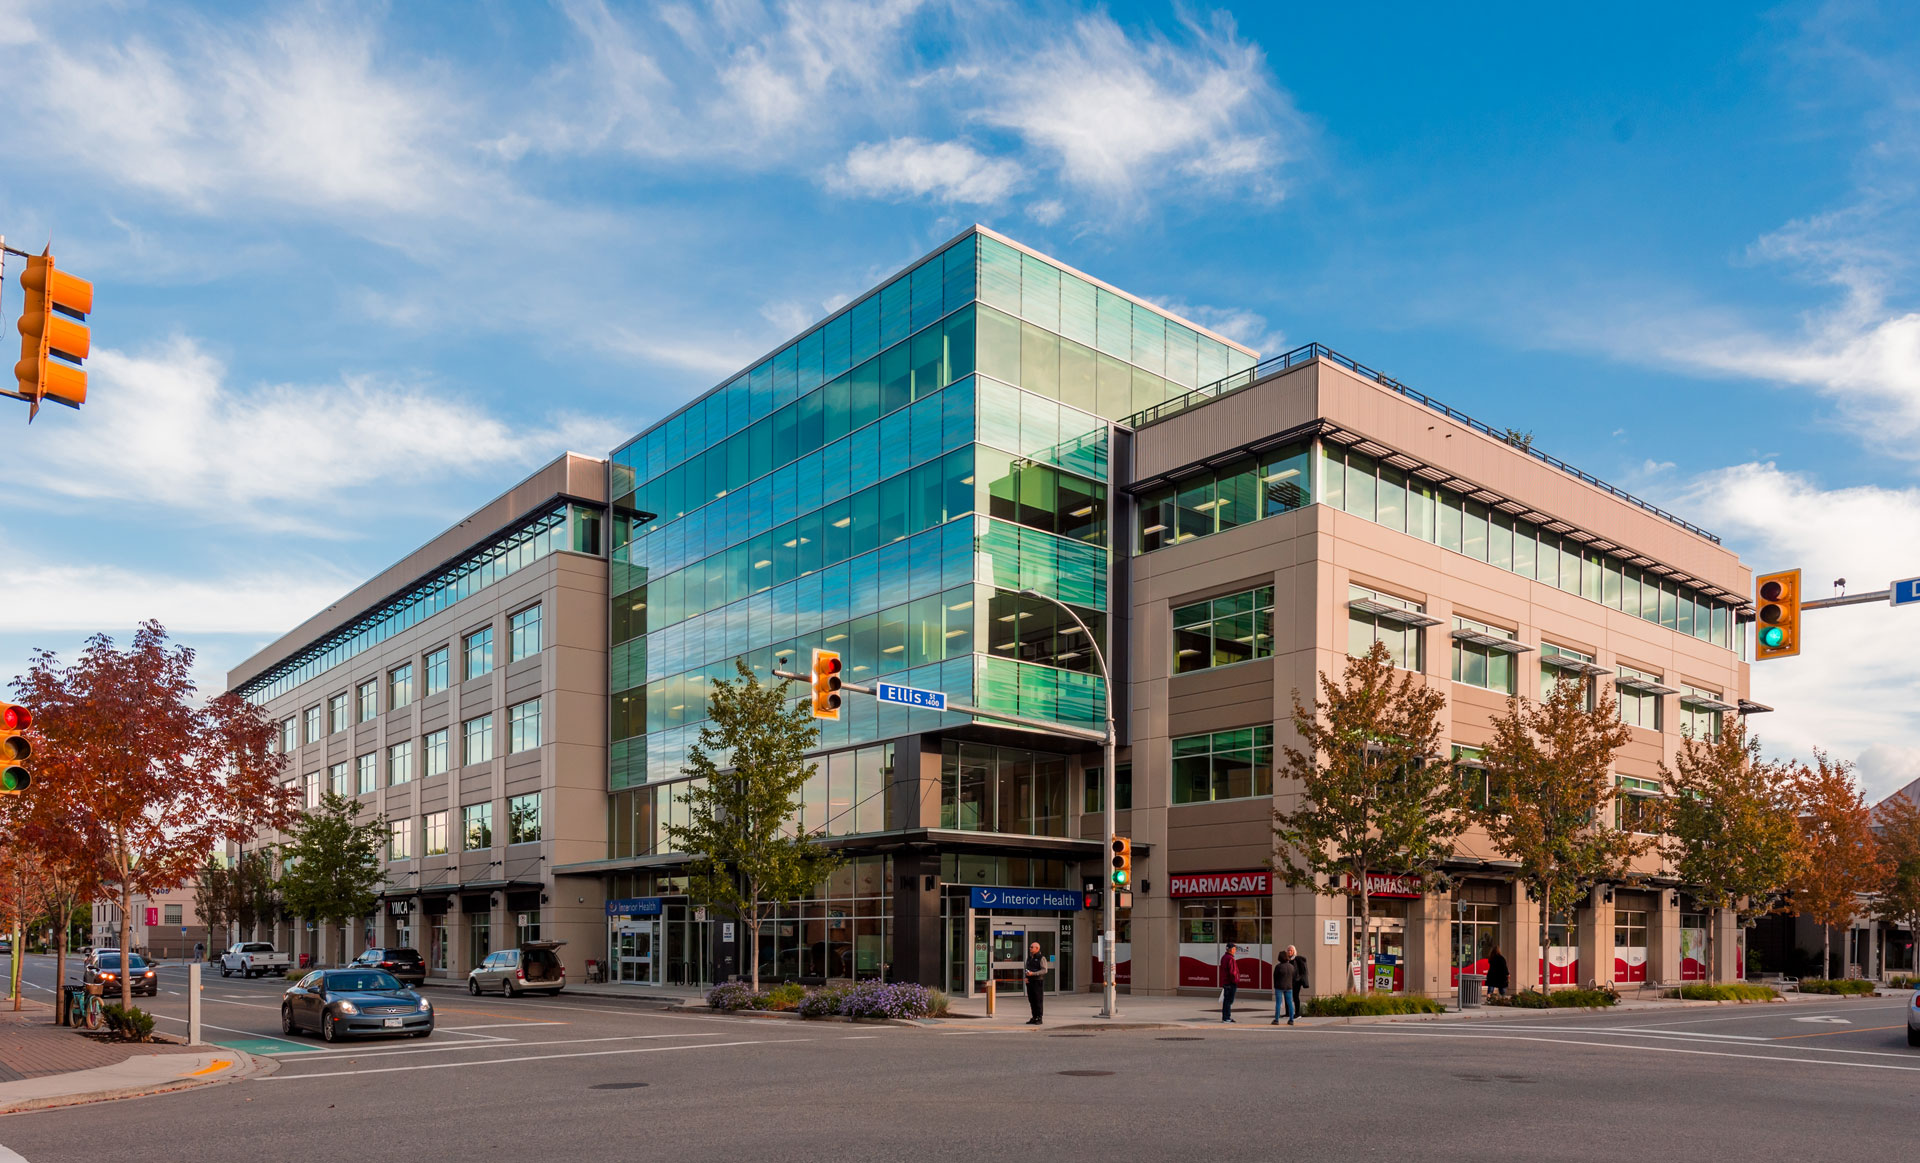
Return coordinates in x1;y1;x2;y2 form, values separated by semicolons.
68;982;105;1030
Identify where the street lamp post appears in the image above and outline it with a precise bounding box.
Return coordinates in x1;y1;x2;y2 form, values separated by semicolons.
1016;586;1119;1020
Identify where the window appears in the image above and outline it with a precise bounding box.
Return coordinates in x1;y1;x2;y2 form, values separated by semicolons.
464;627;494;681
356;680;378;723
329;762;349;796
328;694;348;734
463;802;493;850
356;753;377;795
423;811;448;856
163;904;183;926
281;717;298;753
1454;745;1504;810
1172;586;1274;673
510;606;542;662
388;740;414;786
1084;763;1133;813
1616;666;1667;731
1539;643;1598;709
1616;776;1662;833
304;706;323;743
423;729;450;777
463;714;495;766
508;699;542;754
389;820;413;861
305;772;320;808
1450;617;1520;693
1347;585;1431;672
1138;440;1309;552
1678;685;1727;742
388;663;414;710
508;793;541;844
424;648;449;696
937;742;1070;836
1171;726;1275;805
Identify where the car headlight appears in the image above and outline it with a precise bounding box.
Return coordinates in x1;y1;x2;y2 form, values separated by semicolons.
143;971;155;978
333;1000;360;1015
417;997;432;1012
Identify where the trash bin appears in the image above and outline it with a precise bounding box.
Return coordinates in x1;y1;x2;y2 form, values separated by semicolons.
1458;973;1486;1009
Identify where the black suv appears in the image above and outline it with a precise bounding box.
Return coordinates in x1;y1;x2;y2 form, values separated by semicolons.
350;947;427;986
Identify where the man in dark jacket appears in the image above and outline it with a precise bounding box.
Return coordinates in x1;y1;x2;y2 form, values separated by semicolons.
1272;948;1298;1024
1219;943;1240;1022
1024;941;1046;1025
1485;945;1511;997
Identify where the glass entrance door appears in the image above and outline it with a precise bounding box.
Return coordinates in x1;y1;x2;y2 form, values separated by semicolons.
617;920;661;984
1351;919;1407;993
979;918;1060;996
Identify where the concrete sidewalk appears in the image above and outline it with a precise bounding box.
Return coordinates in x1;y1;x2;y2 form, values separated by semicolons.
0;999;265;1115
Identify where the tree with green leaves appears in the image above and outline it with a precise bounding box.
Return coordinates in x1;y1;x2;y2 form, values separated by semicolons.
1479;676;1640;992
1271;641;1464;995
1659;718;1801;982
278;792;387;966
665;658;842;992
232;848;280;943
193;858;230;959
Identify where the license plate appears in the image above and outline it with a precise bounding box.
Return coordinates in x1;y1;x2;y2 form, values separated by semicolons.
383;1017;403;1028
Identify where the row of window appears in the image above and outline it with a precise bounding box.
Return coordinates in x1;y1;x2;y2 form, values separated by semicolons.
307;699;543;798
385;793;541;860
277;607;542;751
1172;587;1275;673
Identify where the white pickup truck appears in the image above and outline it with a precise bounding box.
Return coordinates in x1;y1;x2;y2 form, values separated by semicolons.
220;941;292;978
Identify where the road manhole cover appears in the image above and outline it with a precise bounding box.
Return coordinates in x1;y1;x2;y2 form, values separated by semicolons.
1156;1037;1204;1041
591;1082;649;1090
1058;1070;1114;1077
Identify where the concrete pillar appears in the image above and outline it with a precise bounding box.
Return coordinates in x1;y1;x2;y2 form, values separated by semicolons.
1653;890;1680;984
1510;881;1541;991
1715;908;1741;982
892;851;942;988
1408;893;1447;998
1583;893;1613;988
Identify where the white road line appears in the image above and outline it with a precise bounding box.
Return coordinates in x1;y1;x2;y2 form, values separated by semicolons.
0;1140;32;1162
440;1022;566;1031
147;1012;312;1048
431;1030;511;1041
261;1037;806;1078
282;1032;723;1061
1445;1023;1919;1059
1345;1027;1920;1072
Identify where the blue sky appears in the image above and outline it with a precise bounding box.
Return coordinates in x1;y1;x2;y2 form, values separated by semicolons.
2;0;1916;795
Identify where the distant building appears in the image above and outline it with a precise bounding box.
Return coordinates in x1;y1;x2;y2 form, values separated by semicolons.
92;886;210;960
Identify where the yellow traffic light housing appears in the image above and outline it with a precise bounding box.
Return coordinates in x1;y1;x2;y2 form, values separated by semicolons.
0;702;32;793
810;648;843;720
11;247;92;418
1754;569;1801;661
1109;836;1132;888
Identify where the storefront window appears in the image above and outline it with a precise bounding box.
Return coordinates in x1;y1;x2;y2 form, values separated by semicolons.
1177;897;1274;989
1452;901;1500;987
939;742;1070;835
430;921;448;972
1614;909;1649;983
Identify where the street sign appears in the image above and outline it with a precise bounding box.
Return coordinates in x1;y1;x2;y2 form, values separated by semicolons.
874;681;947;711
1892;576;1920;607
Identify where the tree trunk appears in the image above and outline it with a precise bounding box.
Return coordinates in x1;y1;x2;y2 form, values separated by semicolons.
1359;886;1372;996
1538;883;1550;996
1824;925;1831;980
747;893;761;992
118;877;134;1015
54;899;69;1022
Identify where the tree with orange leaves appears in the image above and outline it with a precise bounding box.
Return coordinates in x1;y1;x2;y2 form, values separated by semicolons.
14;621;298;1014
1790;753;1887;980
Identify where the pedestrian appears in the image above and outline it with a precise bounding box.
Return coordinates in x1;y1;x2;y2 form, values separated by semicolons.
1290;945;1309;1017
1272;946;1298;1025
1485;945;1510;998
1220;943;1240;1022
1023;941;1046;1025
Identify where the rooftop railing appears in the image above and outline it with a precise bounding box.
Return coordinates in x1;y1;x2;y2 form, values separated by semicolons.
1124;341;1720;545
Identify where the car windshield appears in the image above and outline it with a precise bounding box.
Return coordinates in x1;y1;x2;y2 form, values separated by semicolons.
387;949;420;959
98;955;146;970
327;972;402;992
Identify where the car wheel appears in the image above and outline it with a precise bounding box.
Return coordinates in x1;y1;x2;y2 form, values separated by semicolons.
503;978;518;998
467;977;481;996
322;1014;339;1043
281;1005;297;1036
1909;1027;1920;1047
547;990;561;997
221;966;231;978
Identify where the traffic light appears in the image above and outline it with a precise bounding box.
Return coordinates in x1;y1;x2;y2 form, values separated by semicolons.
1081;883;1103;911
809;648;842;720
1754;569;1801;661
1109;836;1132;888
0;703;31;794
11;247;92;418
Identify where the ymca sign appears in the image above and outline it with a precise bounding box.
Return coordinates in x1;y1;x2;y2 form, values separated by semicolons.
1168;871;1272;898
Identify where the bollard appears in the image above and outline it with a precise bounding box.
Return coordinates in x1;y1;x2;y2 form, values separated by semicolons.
986;977;995;1017
188;961;203;1045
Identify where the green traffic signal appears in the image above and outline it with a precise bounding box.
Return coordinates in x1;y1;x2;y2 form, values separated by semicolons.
0;766;28;792
1760;626;1786;649
1110;869;1128;887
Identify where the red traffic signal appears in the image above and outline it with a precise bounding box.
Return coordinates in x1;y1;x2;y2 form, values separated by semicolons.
810;649;843;720
0;702;31;793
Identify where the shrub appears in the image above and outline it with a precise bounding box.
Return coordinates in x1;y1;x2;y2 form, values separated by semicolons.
926;989;952;1017
838;981;940;1020
796;983;855;1018
1665;983;1779;1002
751;983;808;1012
1491;987;1620;1009
1799;978;1875;995
1303;992;1446;1017
705;982;758;1011
101;1003;156;1042
1889;975;1918;990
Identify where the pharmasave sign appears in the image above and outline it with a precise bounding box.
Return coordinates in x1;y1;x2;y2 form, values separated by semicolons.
1344;872;1422;899
1169;871;1271;898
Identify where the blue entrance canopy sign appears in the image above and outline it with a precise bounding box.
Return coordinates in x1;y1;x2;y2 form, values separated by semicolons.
969;886;1081;911
875;681;947;711
1893;576;1920;607
606;897;663;917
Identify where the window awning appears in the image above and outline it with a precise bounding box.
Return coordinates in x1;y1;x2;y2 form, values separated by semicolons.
1615;676;1677;696
1449;628;1533;653
1348;598;1442;628
1543;658;1612;678
1737;699;1774;715
1680;695;1737;713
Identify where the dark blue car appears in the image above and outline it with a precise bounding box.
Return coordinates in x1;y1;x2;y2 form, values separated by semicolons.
282;968;433;1042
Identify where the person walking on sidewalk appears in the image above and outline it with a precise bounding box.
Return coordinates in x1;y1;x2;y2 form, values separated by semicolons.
1024;942;1047;1025
1485;945;1511;998
1220;943;1240;1022
1290;945;1309;1018
1273;946;1299;1025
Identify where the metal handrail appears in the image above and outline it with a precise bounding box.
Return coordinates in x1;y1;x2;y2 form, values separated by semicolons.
1125;342;1720;544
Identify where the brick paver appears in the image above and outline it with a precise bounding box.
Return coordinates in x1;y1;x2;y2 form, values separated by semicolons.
0;1000;199;1080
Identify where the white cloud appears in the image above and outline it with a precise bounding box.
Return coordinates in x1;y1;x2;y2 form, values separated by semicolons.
831;137;1022;204
21;337;624;530
1655;462;1920;800
0;553;356;637
1156;300;1285;360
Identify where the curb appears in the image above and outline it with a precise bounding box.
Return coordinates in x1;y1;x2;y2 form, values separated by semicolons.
0;1048;274;1117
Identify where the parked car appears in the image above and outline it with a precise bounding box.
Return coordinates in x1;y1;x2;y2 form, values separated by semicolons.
350;947;426;986
467;941;566;997
281;969;433;1043
86;952;158;997
1909;989;1920;1047
221;941;292;979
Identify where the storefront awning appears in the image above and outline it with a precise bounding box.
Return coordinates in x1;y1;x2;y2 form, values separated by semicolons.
1349;598;1442;628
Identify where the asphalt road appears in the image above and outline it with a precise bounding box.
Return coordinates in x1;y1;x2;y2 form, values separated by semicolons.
2;955;1914;1163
